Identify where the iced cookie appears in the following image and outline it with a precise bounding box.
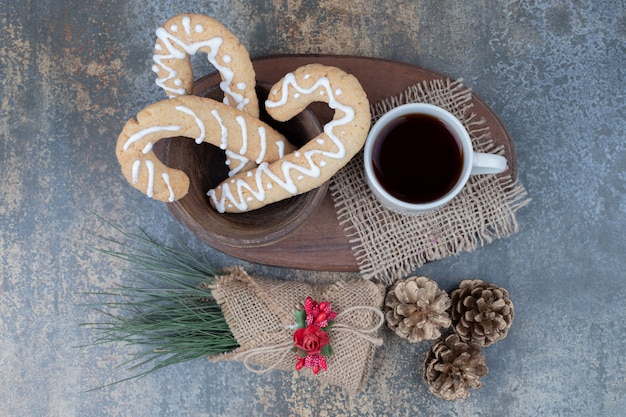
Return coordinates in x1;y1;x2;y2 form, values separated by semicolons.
116;95;294;202
152;14;259;116
208;64;371;213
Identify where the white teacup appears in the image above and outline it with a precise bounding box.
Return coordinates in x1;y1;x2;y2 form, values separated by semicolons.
363;103;507;215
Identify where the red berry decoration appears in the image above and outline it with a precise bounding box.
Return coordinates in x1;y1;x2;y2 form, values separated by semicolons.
291;297;337;374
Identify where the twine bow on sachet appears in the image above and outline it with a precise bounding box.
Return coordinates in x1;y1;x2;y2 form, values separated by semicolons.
210;267;386;393
331;306;385;346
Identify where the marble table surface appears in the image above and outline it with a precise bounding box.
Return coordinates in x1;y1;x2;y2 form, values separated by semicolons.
1;1;624;416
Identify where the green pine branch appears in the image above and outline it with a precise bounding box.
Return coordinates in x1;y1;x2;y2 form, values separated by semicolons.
80;219;238;389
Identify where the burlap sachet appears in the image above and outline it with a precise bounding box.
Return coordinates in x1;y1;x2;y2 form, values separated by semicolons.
211;267;386;394
330;79;530;284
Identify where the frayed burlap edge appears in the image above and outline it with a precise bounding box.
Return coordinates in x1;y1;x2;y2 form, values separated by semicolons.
330;79;530;284
209;267;386;394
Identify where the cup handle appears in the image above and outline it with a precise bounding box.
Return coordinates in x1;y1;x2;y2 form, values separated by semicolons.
471;152;508;175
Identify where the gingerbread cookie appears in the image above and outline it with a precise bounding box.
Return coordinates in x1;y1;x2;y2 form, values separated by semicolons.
208;64;371;213
116;95;295;202
152;13;259;117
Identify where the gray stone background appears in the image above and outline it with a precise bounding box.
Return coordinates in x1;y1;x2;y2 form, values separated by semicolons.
1;0;624;416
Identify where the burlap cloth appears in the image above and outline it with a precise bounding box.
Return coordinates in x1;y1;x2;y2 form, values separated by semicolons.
330;79;530;284
211;267;386;394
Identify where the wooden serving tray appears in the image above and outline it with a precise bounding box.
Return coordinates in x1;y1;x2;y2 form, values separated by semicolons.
172;55;517;271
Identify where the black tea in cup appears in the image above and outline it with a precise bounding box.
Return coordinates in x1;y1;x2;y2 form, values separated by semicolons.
371;114;464;204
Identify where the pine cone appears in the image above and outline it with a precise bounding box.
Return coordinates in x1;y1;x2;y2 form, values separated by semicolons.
384;276;451;343
450;279;514;347
423;333;488;401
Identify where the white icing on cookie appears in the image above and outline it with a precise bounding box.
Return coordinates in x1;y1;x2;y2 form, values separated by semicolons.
131;160;141;183
210;109;228;149
145;160;155;197
276;140;286;159
236;115;248;154
161;172;175;202
255;126;267;164
175;105;206;144
224;150;252;177
124;125;181;151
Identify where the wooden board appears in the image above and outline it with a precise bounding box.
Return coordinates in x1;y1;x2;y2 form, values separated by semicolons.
169;55;517;271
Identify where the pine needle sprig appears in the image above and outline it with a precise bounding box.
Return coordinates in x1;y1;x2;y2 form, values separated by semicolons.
81;220;238;389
